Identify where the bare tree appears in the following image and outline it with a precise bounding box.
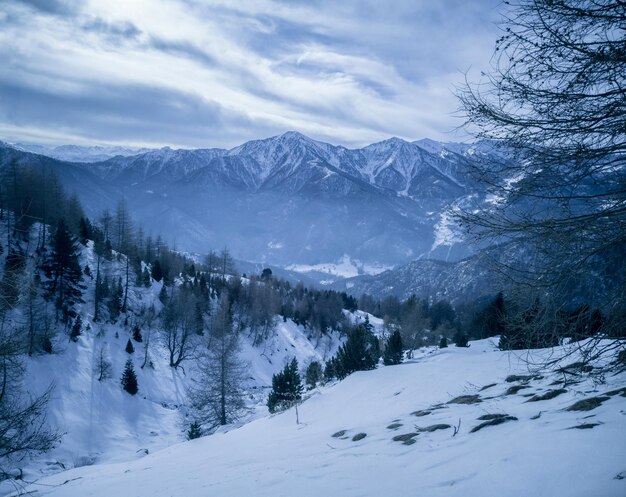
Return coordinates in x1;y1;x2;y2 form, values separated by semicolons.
0;320;60;480
457;0;625;363
189;293;248;430
160;289;198;369
94;345;112;382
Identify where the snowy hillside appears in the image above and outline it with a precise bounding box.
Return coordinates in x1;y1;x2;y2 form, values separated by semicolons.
0;228;359;494
12;339;626;497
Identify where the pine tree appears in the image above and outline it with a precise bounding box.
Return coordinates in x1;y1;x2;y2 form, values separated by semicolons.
305;361;322;389
187;420;202;440
121;359;138;395
70;315;82;342
267;358;303;414
439;337;448;348
453;329;469;348
108;278;123;322
383;330;403;365
132;324;143;342
125;338;135;354
333;324;380;378
152;259;163;282
41;218;85;321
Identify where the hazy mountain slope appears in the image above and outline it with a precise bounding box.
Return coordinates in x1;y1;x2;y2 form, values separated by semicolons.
0;133;497;268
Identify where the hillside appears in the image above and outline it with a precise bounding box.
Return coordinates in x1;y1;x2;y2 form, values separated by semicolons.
0;221;368;494
11;339;626;497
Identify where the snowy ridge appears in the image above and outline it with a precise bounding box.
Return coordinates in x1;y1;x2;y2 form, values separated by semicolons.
15;339;626;497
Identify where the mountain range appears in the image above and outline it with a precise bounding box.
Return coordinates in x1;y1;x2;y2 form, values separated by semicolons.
0;132;499;282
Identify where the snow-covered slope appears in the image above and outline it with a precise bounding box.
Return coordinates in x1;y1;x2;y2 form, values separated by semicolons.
13;339;626;497
0;232;350;495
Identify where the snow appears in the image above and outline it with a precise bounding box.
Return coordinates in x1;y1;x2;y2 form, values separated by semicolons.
12;339;625;497
0;233;346;495
430;211;463;251
287;254;392;279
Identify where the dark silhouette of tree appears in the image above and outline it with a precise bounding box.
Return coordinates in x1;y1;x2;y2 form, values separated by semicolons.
41;219;84;321
188;294;247;428
121;359;138;395
458;0;626;365
383;330;403;365
267;358;303;414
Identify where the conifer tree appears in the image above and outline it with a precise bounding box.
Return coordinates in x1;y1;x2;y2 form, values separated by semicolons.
125;338;135;354
305;361;322;389
383;330;403;365
132;324;143;342
188;293;247;428
121;359;138;395
41;218;84;321
267;358;303;414
70;315;82;342
333;324;380;378
187;420;202;440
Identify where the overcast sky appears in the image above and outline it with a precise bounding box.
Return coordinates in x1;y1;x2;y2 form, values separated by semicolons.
0;0;502;149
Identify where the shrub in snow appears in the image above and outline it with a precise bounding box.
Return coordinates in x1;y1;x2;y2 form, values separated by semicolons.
439;337;448;348
125;338;135;354
121;359;138;395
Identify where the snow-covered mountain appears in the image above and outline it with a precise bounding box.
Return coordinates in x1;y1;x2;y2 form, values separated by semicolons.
0;133;496;269
12;143;154;163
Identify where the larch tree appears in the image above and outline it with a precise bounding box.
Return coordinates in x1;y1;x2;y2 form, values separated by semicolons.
189;293;248;429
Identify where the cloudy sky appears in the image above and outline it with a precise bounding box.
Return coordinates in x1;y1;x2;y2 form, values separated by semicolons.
0;0;501;149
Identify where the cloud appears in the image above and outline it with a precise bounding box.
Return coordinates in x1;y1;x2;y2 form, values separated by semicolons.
0;0;502;148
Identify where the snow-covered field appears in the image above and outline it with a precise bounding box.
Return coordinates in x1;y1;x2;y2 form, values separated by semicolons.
11;339;626;497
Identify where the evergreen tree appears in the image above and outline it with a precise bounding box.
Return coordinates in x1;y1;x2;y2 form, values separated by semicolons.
125;338;135;354
267;358;303;414
78;217;92;245
305;361;322;390
70;315;82;342
41;218;85;321
108;278;123;322
333;324;380;378
453;329;469;348
383;330;403;365
187;420;202;440
132;324;143;342
158;284;168;305
121;359;138;395
152;259;163;282
439;337;448;348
